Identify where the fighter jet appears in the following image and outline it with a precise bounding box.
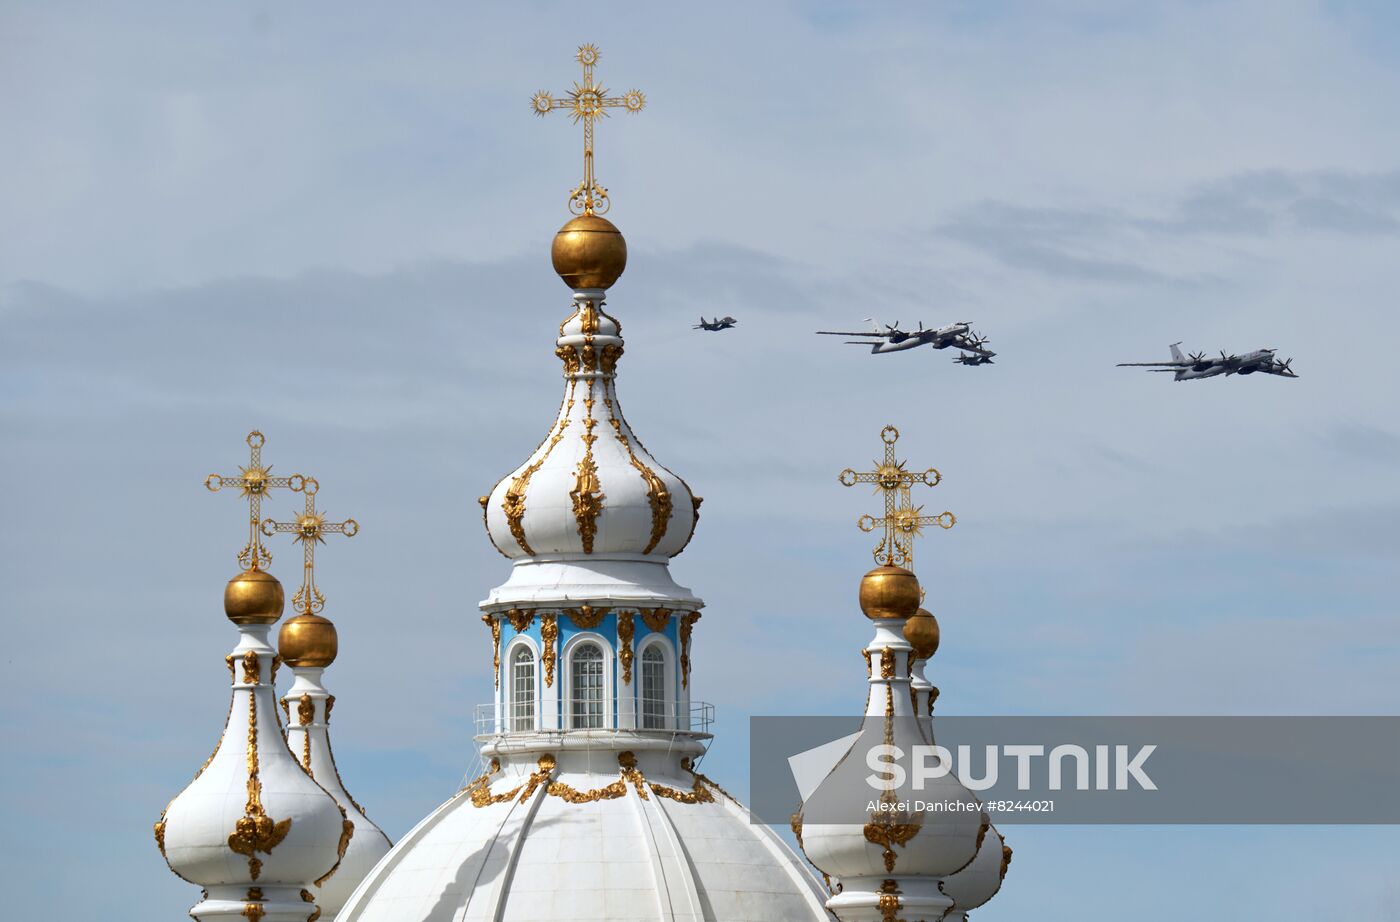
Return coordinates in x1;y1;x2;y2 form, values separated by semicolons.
1118;343;1298;381
694;316;738;332
816;319;995;358
953;352;994;367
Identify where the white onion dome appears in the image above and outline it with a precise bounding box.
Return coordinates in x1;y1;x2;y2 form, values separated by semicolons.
795;567;987;922
482;280;700;562
941;826;1011;918
280;658;392;918
156;580;351;921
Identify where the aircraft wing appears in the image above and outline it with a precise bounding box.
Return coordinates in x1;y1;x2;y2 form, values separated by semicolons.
1117;361;1188;367
951;338;995;357
816;331;883;337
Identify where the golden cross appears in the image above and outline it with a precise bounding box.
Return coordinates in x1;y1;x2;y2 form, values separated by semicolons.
839;425;954;567
530;43;646;216
205;431;306;570
260;477;358;615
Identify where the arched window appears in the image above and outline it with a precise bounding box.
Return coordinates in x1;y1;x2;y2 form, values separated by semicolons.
510;646;536;731
640;645;667;729
569;642;605;729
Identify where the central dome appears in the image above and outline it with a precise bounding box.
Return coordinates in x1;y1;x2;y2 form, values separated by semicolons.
482;291;700;562
336;750;831;922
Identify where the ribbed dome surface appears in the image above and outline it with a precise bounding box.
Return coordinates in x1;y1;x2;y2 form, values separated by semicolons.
484;292;699;560
336;750;832;922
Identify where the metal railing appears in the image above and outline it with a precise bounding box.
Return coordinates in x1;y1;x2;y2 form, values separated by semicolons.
473;699;714;737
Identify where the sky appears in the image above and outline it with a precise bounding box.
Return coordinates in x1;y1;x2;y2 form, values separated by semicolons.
3;0;1399;918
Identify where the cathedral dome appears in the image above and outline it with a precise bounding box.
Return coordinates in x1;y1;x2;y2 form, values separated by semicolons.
482;290;700;564
336;749;831;922
940;826;1010;917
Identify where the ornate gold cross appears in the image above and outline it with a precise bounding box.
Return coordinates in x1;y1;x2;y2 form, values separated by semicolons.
530;43;646;216
260;477;358;615
205;431;306;570
840;425;954;568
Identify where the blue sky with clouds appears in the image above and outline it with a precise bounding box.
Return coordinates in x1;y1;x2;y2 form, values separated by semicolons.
3;1;1399;918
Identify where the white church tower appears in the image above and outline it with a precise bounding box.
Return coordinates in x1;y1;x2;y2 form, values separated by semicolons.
334;43;833;922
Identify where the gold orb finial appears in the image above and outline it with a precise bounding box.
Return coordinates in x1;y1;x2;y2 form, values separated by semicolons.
224;568;285;625
278;612;339;668
903;608;941;659
858;565;921;621
552;214;627;289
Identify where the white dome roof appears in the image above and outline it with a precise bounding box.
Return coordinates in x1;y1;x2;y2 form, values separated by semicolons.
336;747;832;922
940;826;1009;915
157;627;348;919
483;292;700;562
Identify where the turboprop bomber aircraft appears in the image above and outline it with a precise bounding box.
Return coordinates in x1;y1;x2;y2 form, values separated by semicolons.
1118;343;1298;381
816;319;995;359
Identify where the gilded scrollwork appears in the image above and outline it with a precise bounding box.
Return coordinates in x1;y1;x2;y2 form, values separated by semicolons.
502;392;575;556
1001;842;1013;880
297;694;314;726
639;607;670;632
876;879;903;922
599;342;623;376
241;650;261;685
313;804;355;888
228;690;292;879
483;614;502;688
879;648;895;679
571;414;605;553
864;808;921;873
505;609;535;633
541;615;559;687
789;812;803;850
325;695;335;722
862;648;872;677
301;889;322;922
617;612;635;684
679;612;702;688
607;412;672;554
567;604;608;629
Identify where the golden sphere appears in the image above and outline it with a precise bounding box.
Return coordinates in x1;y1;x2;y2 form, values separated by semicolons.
279;613;339;668
551;214;627;290
858;565;921;621
224;568;285;625
903;608;941;660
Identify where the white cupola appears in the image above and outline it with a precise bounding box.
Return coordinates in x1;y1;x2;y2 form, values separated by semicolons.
156;566;351;922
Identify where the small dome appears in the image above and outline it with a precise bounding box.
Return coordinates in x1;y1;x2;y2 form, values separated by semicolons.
859;565;920;620
483;291;700;562
904;608;940;659
279;613;338;667
224;568;285;625
551;214;627;290
941;827;1009;913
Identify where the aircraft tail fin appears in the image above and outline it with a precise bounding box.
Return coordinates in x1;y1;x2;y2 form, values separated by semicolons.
1169;342;1186;363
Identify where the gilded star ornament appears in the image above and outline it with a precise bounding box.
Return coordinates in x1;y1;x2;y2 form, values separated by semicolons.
530;43;646;215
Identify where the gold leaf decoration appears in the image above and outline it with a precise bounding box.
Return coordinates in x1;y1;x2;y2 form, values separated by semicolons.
568;605;608;629
297;694;314;726
541;615;559;687
617;612;635;684
639;608;670;632
679;612;702;689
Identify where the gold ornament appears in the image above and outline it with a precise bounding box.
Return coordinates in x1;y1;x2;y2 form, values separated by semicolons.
840;425;952;568
205;430;306;570
260;477;358;617
530;43;647;218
